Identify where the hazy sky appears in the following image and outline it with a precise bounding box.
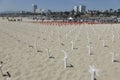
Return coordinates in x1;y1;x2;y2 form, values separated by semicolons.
0;0;120;12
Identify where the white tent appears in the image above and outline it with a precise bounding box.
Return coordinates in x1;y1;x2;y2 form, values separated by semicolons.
68;17;73;20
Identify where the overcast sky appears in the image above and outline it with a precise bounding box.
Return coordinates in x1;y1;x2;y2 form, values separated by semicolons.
0;0;120;12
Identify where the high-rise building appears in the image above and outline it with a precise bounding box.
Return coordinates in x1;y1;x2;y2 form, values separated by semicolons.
74;6;79;12
78;5;86;13
32;4;37;13
74;5;86;13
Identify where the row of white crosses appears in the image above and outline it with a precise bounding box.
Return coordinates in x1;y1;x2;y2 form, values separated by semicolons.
87;26;119;80
94;26;118;62
92;26;117;63
42;25;115;80
86;27;100;80
48;25;119;80
0;62;11;80
85;26;100;80
41;25;118;80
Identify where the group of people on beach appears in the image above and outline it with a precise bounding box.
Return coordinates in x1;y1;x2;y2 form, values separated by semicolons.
2;17;22;22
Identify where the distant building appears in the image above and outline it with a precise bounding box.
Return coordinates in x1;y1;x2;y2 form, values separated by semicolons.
74;5;79;13
74;5;86;13
32;4;37;13
78;5;86;13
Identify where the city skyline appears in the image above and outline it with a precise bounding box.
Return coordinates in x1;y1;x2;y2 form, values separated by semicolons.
0;0;120;12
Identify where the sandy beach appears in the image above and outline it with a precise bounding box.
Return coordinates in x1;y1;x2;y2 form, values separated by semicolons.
0;18;120;80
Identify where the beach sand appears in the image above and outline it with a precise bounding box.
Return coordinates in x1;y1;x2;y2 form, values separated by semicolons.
0;18;120;80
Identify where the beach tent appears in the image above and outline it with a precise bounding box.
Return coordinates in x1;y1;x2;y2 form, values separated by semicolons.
68;17;73;20
68;17;74;22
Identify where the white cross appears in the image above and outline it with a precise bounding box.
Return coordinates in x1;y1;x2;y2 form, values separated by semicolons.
89;65;99;80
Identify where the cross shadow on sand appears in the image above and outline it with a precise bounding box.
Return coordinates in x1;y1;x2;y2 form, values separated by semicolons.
114;60;120;63
49;56;55;59
67;64;74;68
104;45;109;48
